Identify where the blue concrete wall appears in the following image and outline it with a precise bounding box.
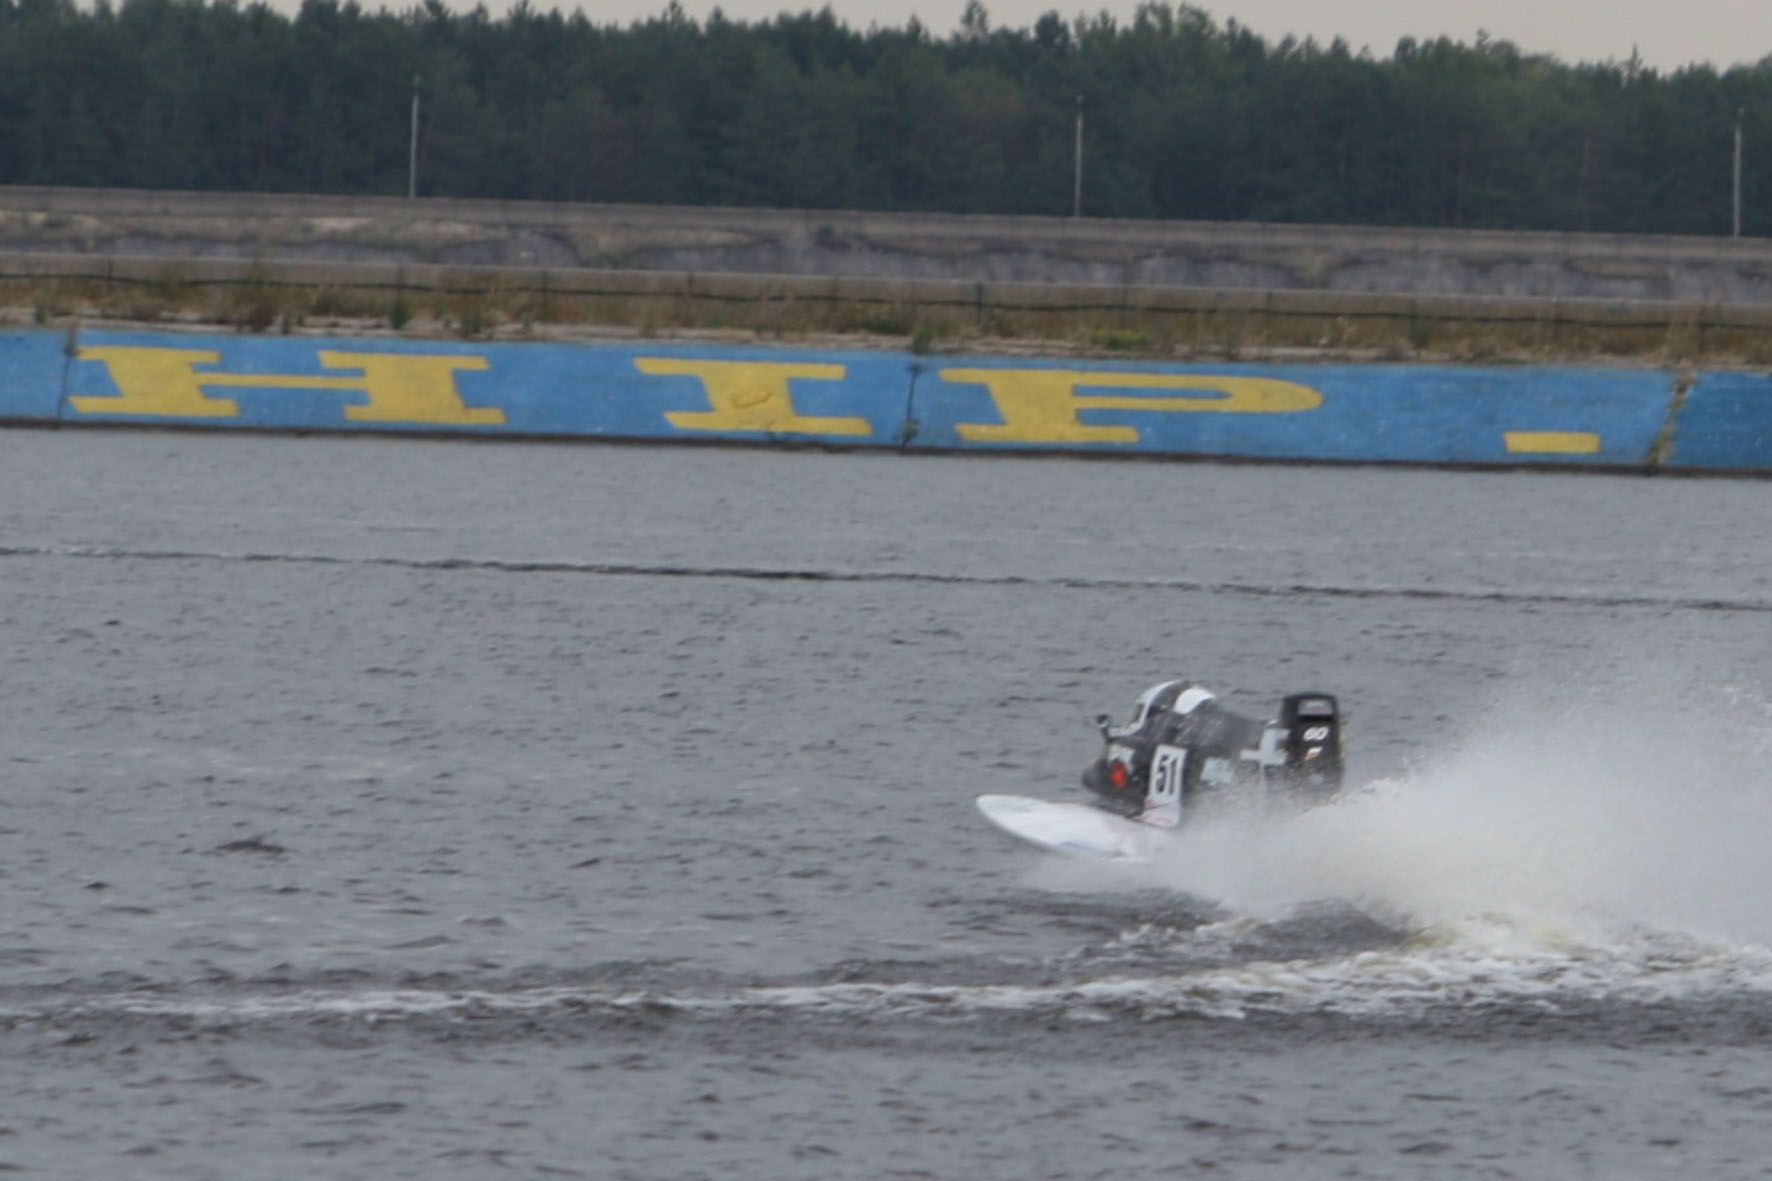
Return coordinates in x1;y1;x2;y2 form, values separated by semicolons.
1666;374;1772;472
910;360;1673;466
0;331;70;422
2;326;1767;472
62;331;915;444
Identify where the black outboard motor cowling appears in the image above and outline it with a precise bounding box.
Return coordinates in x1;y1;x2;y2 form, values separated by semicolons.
1269;692;1343;800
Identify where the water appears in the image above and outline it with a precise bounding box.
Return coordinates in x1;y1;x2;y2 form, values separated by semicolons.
1;432;1769;1178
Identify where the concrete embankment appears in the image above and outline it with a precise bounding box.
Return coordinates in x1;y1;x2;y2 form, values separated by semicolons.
8;185;1772;302
9;186;1772;367
8;253;1772;367
4;326;1766;472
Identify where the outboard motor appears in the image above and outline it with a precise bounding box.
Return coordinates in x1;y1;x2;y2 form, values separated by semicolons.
1266;692;1343;799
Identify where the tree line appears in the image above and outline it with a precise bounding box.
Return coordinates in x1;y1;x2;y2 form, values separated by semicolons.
3;0;1770;235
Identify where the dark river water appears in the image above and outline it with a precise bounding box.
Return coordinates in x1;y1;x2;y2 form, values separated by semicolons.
1;431;1770;1179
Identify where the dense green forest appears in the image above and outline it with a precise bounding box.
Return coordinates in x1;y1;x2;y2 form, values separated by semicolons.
2;0;1770;233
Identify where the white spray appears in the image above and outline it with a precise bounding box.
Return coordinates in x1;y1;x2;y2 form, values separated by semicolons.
1156;684;1772;946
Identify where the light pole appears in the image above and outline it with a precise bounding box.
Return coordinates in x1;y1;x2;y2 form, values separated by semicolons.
408;76;421;200
1072;94;1084;218
1733;107;1743;238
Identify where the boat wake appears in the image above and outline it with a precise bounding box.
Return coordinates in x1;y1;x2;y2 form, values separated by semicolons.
1027;678;1772;1015
7;684;1769;1031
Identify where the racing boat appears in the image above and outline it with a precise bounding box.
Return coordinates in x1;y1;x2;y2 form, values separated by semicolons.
977;682;1343;859
1081;681;1343;827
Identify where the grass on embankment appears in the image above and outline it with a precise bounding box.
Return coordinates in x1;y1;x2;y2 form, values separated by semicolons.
5;262;1771;368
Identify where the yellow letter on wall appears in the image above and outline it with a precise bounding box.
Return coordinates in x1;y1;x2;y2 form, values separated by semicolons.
71;347;503;425
321;353;500;424
941;369;1324;445
71;347;245;418
636;359;871;437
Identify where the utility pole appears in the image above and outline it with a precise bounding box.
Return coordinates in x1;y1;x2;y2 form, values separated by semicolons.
1072;94;1084;219
1734;108;1743;238
408;77;421;200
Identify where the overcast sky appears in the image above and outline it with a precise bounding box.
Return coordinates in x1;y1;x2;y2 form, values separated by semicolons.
491;0;1770;73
